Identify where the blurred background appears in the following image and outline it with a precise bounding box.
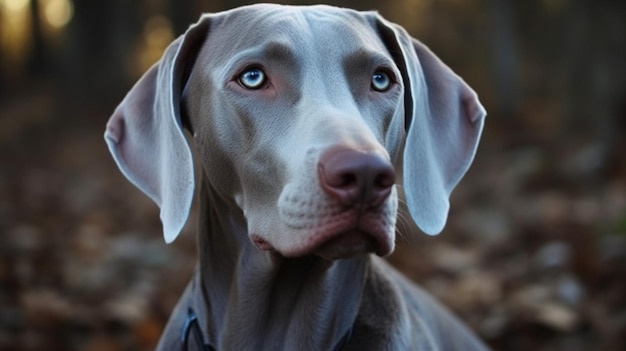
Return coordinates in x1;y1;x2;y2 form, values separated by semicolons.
1;0;625;350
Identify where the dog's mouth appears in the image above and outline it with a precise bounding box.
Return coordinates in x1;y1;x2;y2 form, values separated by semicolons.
252;218;393;260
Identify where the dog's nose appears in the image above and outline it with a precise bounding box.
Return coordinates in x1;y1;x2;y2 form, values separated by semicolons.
318;148;395;208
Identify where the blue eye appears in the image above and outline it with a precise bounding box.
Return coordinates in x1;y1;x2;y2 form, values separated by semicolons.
238;67;267;89
371;70;392;92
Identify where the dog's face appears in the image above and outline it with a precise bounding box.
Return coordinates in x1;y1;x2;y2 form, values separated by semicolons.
186;6;405;259
104;4;485;259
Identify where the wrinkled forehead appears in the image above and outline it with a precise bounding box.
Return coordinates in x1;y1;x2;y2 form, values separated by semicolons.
202;4;388;66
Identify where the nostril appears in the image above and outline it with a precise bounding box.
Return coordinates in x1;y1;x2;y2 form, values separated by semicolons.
318;148;395;207
375;171;395;189
338;173;357;188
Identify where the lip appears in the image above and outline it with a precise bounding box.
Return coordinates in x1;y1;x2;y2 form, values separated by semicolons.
277;214;394;259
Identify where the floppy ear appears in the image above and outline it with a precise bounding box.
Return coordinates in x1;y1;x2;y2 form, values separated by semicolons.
104;17;210;243
375;16;486;235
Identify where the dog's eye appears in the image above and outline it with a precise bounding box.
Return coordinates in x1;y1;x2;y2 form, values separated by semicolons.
238;67;267;89
371;70;392;92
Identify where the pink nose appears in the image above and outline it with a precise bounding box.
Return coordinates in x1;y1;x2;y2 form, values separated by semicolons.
318;148;395;208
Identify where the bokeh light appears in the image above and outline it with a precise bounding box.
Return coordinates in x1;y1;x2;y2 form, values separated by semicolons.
42;0;74;29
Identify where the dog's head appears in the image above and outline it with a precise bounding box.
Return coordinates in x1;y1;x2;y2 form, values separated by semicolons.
105;4;485;260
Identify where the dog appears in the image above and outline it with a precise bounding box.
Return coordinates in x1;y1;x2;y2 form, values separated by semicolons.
105;4;488;350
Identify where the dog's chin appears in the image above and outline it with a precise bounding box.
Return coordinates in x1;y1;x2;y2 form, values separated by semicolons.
312;230;376;260
252;228;392;260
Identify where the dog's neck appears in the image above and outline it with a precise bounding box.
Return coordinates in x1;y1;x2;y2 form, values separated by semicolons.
195;180;367;350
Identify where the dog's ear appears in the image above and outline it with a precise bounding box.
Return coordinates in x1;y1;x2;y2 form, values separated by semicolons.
104;16;211;243
374;15;486;235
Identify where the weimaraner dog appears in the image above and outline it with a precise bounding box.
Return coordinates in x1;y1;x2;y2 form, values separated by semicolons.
105;4;488;350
